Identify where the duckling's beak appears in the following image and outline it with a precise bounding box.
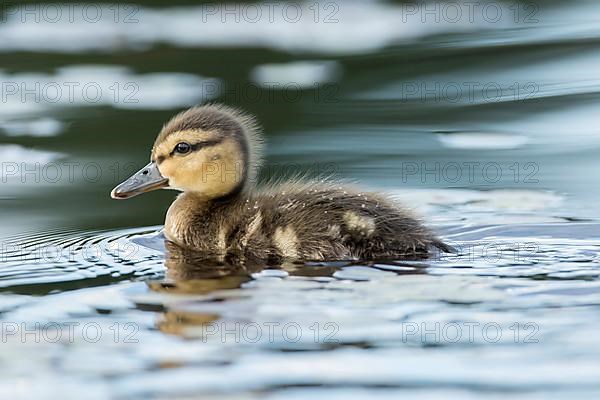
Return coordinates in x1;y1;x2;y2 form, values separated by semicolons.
111;161;169;200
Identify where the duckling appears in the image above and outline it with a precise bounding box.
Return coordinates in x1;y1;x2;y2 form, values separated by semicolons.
111;104;451;262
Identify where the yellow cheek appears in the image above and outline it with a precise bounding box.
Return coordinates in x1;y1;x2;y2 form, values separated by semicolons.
157;160;171;177
158;154;219;191
154;137;246;196
157;160;182;188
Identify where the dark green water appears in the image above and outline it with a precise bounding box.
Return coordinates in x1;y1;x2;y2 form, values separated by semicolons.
1;1;600;399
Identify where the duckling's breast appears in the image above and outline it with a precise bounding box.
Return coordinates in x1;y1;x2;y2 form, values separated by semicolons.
164;193;217;251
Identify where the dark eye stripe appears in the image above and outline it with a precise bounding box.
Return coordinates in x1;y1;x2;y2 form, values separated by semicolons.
190;139;222;151
168;138;223;157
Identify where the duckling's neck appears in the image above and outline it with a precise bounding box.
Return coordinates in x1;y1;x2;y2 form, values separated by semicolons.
164;193;202;244
163;191;241;249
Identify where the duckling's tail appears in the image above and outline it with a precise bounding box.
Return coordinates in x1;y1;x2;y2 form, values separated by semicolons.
430;238;458;254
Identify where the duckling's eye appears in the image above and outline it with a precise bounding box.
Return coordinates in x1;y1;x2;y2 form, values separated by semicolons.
174;142;192;154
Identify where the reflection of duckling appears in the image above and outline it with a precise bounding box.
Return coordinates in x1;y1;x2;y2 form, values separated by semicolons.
156;310;219;338
111;104;451;261
161;240;263;283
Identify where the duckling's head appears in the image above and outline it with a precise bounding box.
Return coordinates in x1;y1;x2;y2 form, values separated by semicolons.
111;104;263;200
